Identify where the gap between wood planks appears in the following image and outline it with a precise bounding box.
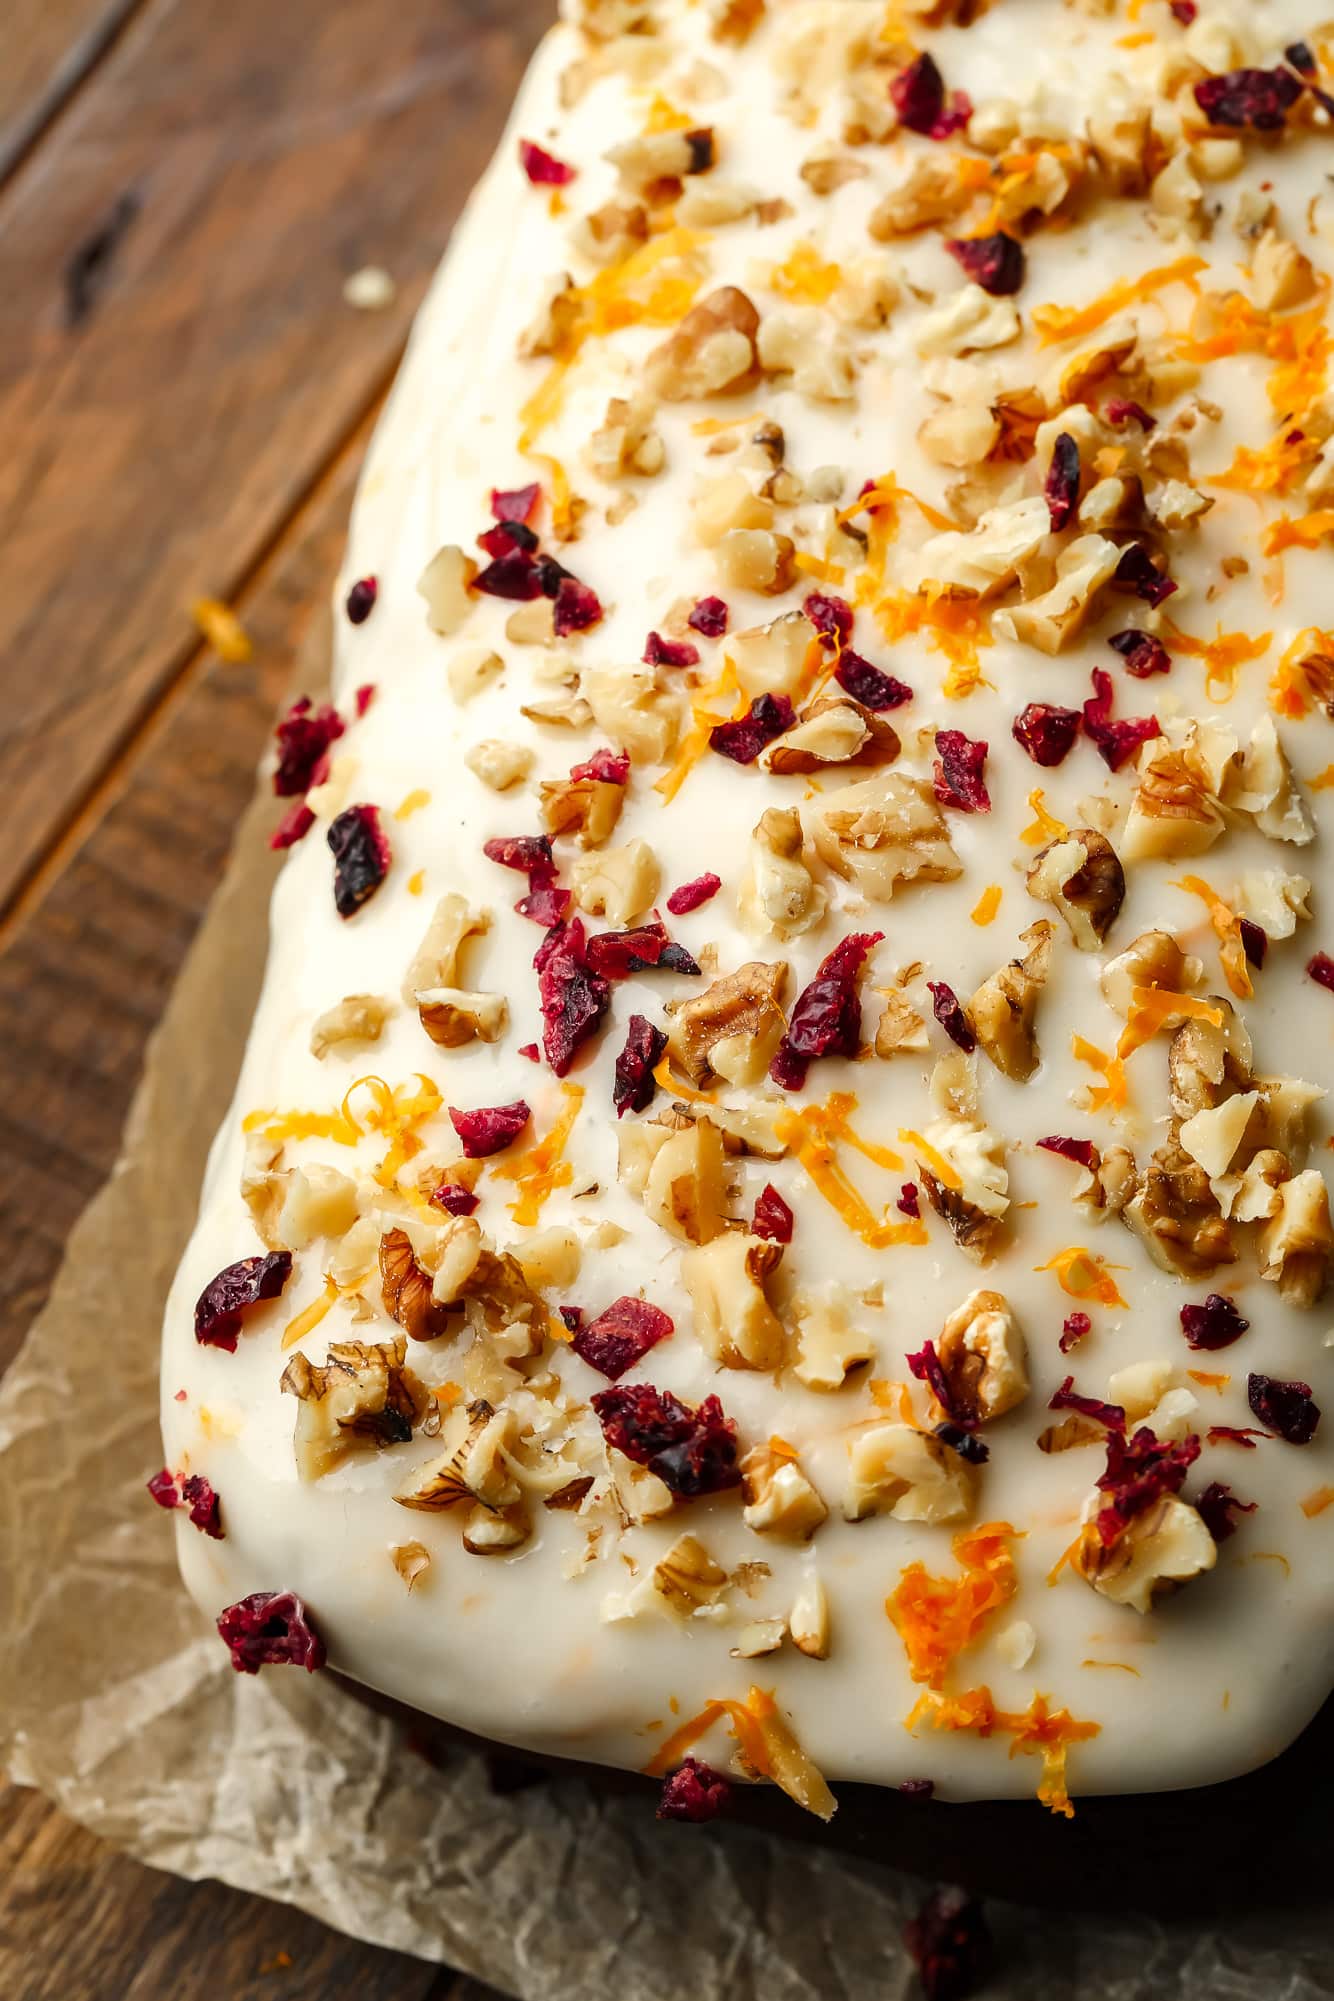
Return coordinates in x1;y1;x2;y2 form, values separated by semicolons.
0;0;151;193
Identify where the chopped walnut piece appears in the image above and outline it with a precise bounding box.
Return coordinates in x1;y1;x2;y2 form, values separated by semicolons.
588;394;666;480
791;1291;875;1390
1124;1142;1236;1280
869;157;973;239
917;1117;1009;1264
416;988;509;1049
967;921;1054;1082
645;286;760;401
875;988;929;1059
915;284;1021;359
1167;1003;1254;1120
446;646;503;704
667;960;789;1086
805;772;962;903
606;127;715;191
757;308;857;402
1122;720;1237;863
465;739;534;792
993;535;1121;653
789;1574;831;1658
570;839;661;926
677;179;759;227
1074;1495;1215;1614
739;807;828;942
275;1166;359;1252
462;1502;531;1554
1179;1090;1261;1183
417;545;476;635
761;698;899;777
741;1443;828;1541
712;0;765;42
518;272;580;358
681;1231;786;1369
539;769;625;848
912;495;1051;602
844;1424;977;1525
934;1289;1029;1423
571;199;649;265
642;1115;730;1244
1027;830;1125;952
1258;1170;1334;1307
309;992;392;1060
730;610;812;699
282;1335;427;1482
800;151;867;196
1225;716;1315;847
1239;869;1311;941
390;1542;431;1591
1251;227;1315;313
402;893;490;1007
379;1227;456;1340
650;1534;730;1617
692;470;773;546
1100;931;1204;1017
1087;103;1158;195
583;662;682;764
713;527;797;595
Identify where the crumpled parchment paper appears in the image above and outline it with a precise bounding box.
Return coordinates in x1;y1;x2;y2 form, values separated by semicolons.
1;612;1332;2000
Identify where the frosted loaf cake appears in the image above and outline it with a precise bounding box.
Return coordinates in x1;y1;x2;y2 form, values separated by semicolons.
158;0;1334;1826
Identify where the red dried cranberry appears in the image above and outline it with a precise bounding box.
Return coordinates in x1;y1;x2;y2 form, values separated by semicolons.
491;482;541;523
898;1778;936;1800
891;51;945;130
194;1251;292;1351
1083;667;1160;772
897;1181;920;1219
666;873;722;916
592;1384;741;1497
709;693;795;765
432;1180;480;1217
345;576;378;625
1112;541;1177;606
905;1885;991;2001
1044;432;1081;531
270;801;316;850
945;232;1024;296
449;1099;531;1158
1095;1426;1200;1545
328;804;391;917
937;1422;989;1466
1195;1480;1257;1544
1240;918;1267;969
569;747;630;785
769;931;882;1090
1180;1293;1249;1351
834;650;913;710
1169;0;1196;19
1060;1311;1091;1353
517;880;572;927
354;682;375;717
181;1473;223;1538
1012;701;1081;767
804;592;854;647
474;545;543;600
613;1014;667;1116
927;980;976;1053
147;1467;179;1509
1194;66;1303;131
1248;1373;1320;1445
1109;629;1171;677
1307;951;1334;994
1208;1425;1266;1448
485;833;555;875
688;596;728;638
558;1306;583;1335
537;919;611;1075
658;1758;732;1823
908;1340;971;1428
1105;399;1156;433
933;729;990;812
1038;1135;1099;1171
1049;1377;1126;1431
552;575;603;636
518;1041;539;1062
519;138;576;185
752;1183;794;1243
273;697;345;797
644;630;700;669
587;921;700;980
574;1296;673;1379
217;1590;326;1675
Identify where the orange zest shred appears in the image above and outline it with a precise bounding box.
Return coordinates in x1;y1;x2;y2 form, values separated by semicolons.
1310;763;1334;791
1187;1369;1230;1391
1210;429;1313;500
1173;874;1253;999
642;92;692;132
873;587;993;685
395;788;431;819
1031;254;1206;347
191;595;253;662
887;1523;1020;1690
244;1075;442;1182
773;1097;926;1251
642;1687;836;1819
1035;1244;1129;1308
1116;986;1224;1059
839;474;957;536
768;238;843;307
1162;621;1272;702
907;1685;1100;1818
1301;1486;1334;1519
792;550;846;584
651;1056;717;1104
493;1083;584;1226
1262;509;1334;558
970;883;1002;926
1019;788;1067;847
407;868;425;896
1270;626;1334;717
898;1128;962;1192
281;1276;340;1353
1071;1035;1128;1113
654;654;739;804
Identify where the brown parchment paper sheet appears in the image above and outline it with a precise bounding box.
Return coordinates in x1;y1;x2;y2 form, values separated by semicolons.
1;611;1332;1999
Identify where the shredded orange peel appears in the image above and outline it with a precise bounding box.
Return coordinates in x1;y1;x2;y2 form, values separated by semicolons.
643;1685;836;1820
773;1095;927;1251
493;1083;584;1226
1035;1244;1129;1308
1031;253;1205;346
1116;986;1224;1059
887;1523;1020;1691
907;1684;1100;1817
1173;874;1253;999
244;1075;444;1190
1071;1035;1128;1114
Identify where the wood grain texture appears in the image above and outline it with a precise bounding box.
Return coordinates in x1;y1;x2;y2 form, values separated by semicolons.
0;0;550;919
0;0;144;183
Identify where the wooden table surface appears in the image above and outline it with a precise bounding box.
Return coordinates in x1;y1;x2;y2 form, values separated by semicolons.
0;2;551;1993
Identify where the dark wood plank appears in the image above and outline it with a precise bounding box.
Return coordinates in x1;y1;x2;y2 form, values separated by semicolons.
0;0;144;184
0;0;550;919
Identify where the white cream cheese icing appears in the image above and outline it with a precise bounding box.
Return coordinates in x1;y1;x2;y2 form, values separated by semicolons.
161;0;1334;1815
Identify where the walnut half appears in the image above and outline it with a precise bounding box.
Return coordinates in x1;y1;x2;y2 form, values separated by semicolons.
968;920;1054;1082
1027;829;1125;951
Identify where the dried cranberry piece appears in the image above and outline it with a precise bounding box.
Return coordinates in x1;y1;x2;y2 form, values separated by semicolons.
644;630;700;669
1180;1293;1249;1352
537;919;611;1076
804;591;854;647
217;1590;326;1675
1060;1311;1091;1354
1195;1480;1257;1545
1011;701;1081;767
587;921;699;980
1112;541;1177;606
709;692;795;765
688;596;729;637
1169;0;1196;19
1248;1373;1320;1445
147;1467;179;1509
273;697;345;796
1044;432;1081;531
1285;41;1316;77
1038;1135;1099;1171
933;729;990;812
752;1183;794;1243
574;1296;673;1379
553;575;603;636
345;576;378;625
194;1251;292;1352
517;880;572;927
666;873;722;916
905;1885;991;2001
1095;1426;1200;1545
592;1384;741;1497
478;520;539;559
1105;399;1156;433
1049;1377;1125;1432
569;747;630;785
354;682;375;717
181;1473;223;1539
908;1340;970;1428
658;1758;732;1823
518;1041;540;1063
898;1778;936;1800
473;546;543;600
1109;629;1171;677
270;801;316;850
491;482;541;523
927;980;976;1053
519;138;576;185
485;833;555;875
449;1099;531;1158
1194;66;1303;131
937;1422;989;1465
1083;667;1160;772
897;1182;920;1219
891;52;971;140
1208;1425;1266;1449
558;1306;583;1335
328;803;391;917
834;650;913;710
1307;951;1334;994
1240;918;1267;969
945;232;1024;297
432;1180;480;1217
613;1014;667;1117
769;931;882;1091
